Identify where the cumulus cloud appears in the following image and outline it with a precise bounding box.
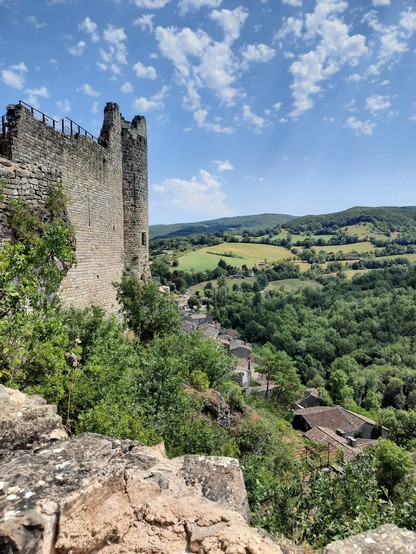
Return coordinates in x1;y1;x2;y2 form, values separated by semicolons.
282;0;302;6
121;81;133;93
241;43;276;66
91;101;99;114
153;169;229;217
81;83;101;97
132;85;169;111
288;0;367;117
79;17;99;42
1;62;28;89
178;0;222;14
345;116;375;136
134;0;171;8
99;25;128;76
155;7;248;111
68;40;86;56
133;61;157;79
372;0;390;5
242;104;267;131
214;160;234;172
365;94;390;112
400;8;416;33
133;14;155;31
24;86;49;108
193;109;233;133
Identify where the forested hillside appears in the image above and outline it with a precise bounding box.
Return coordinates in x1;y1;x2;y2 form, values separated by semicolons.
150;213;296;239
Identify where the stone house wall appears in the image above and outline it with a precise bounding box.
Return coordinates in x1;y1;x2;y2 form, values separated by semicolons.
0;101;149;312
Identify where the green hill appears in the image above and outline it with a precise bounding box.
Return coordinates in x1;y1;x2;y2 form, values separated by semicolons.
149;213;296;239
286;206;416;234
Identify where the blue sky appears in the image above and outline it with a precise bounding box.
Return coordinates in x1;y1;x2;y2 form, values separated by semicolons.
1;0;415;224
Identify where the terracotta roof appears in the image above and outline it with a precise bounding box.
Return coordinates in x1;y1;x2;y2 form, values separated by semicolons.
294;406;376;435
304;426;359;461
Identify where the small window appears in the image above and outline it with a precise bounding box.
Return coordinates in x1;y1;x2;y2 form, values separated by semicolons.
141;232;147;246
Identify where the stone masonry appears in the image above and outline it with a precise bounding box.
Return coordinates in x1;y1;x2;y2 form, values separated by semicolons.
0;101;150;312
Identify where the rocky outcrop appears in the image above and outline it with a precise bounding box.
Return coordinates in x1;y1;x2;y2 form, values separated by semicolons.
0;386;286;553
323;524;416;553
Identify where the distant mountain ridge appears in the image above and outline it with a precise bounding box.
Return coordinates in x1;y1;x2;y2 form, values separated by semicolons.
150;206;416;240
150;213;296;239
285;206;416;234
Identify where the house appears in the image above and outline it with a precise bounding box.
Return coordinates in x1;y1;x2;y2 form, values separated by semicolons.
175;297;188;311
294;405;388;440
181;320;198;333
228;339;252;360
303;426;377;461
183;313;208;327
296;388;321;409
199;321;221;339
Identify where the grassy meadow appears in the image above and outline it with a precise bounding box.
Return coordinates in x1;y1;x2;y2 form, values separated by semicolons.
178;242;294;272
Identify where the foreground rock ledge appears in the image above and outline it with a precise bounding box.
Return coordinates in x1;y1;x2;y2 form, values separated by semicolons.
0;386;285;553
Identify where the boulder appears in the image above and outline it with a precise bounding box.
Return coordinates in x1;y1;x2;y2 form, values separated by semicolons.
323;524;416;554
0;387;285;553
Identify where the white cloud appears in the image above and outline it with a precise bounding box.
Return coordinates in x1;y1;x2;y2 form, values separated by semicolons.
400;9;416;33
242;104;267;131
178;0;222;14
153;169;229;217
1;62;28;89
372;0;390;5
99;25;128;76
91;101;99;114
210;7;248;42
121;81;133;93
345;116;375;136
214;160;234;172
133;14;155;31
156;8;247;109
26;15;47;29
81;83;101;97
56;99;72;114
282;0;301;6
241;43;276;65
275;16;303;40
193;109;233;133
365;94;390;111
273;102;282;110
133;61;157;79
103;25;126;45
24;86;49;108
68;40;86;56
288;1;367;117
134;0;171;8
79;17;99;42
132;85;168;111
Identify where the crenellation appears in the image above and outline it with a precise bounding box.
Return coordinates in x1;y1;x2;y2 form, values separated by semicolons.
0;101;150;312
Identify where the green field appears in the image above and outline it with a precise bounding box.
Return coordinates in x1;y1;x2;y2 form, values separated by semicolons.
178;242;294;272
266;278;322;292
311;241;376;254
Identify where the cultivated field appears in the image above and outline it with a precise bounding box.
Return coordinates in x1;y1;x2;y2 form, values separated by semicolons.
178;242;294;272
266;278;322;292
311;241;376;254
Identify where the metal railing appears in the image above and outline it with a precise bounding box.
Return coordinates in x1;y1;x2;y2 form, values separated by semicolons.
18;100;98;142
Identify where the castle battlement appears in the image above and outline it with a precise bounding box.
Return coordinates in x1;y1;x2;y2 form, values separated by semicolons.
0;101;150;312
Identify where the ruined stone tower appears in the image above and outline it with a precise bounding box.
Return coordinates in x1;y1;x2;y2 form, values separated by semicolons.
0;101;150;312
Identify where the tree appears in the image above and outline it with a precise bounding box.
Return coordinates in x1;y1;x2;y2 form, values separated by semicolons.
116;276;181;342
374;438;414;496
258;343;303;409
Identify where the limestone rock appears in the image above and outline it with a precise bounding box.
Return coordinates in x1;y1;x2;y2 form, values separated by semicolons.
0;387;284;554
0;384;67;456
323;524;416;554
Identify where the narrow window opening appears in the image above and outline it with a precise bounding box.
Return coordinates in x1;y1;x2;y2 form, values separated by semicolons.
141;232;147;247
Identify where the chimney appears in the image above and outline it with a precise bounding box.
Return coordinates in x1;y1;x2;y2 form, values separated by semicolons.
347;436;357;447
336;428;345;437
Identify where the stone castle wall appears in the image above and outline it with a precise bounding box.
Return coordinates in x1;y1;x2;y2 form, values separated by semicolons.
0;102;149;312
